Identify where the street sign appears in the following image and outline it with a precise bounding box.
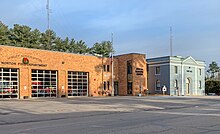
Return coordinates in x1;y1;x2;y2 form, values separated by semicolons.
162;85;167;92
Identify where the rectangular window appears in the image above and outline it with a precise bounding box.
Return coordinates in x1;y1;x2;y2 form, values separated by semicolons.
174;80;178;88
175;66;178;74
107;81;110;90
199;81;202;89
155;67;160;75
107;65;110;72
104;81;106;90
103;65;106;72
156;80;161;91
199;69;202;75
127;60;132;74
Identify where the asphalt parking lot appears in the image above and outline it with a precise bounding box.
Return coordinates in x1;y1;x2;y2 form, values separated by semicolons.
1;96;220;134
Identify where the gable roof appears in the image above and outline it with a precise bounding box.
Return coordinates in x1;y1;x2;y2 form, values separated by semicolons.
182;56;199;65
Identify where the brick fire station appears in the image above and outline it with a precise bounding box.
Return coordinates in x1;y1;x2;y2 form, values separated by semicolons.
0;45;147;99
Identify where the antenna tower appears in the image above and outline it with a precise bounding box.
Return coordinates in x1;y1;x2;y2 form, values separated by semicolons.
46;0;51;49
170;26;173;57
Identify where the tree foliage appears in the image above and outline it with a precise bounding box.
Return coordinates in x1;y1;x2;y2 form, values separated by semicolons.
0;21;114;56
0;21;10;45
207;61;219;79
90;41;113;57
205;80;220;95
205;61;220;95
40;29;56;50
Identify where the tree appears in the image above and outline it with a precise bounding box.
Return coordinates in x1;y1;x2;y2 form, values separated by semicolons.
53;37;70;52
74;40;89;54
207;61;219;79
0;22;115;55
29;29;42;49
0;21;10;45
90;41;114;57
40;29;56;50
205;80;220;95
68;38;76;53
9;24;33;47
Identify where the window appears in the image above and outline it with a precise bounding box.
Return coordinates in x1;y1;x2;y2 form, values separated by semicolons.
104;81;106;90
155;67;160;75
199;69;202;75
199;81;202;89
175;66;178;74
107;65;110;72
174;80;178;88
107;81;110;90
103;65;106;72
127;60;132;74
156;80;161;91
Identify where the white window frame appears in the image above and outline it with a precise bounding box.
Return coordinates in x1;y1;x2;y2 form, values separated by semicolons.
174;66;178;74
199;80;202;89
155;80;161;91
155;66;160;75
174;79;178;88
199;69;202;76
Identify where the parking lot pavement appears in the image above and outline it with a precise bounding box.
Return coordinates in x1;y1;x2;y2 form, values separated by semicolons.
1;96;220;134
0;96;220;115
0;97;164;114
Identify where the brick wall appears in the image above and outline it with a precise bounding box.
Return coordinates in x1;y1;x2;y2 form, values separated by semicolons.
0;45;147;98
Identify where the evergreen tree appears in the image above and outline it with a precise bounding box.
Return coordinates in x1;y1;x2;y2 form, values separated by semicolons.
9;24;33;47
40;29;56;50
90;41;113;57
0;21;10;45
0;21;115;55
207;61;219;79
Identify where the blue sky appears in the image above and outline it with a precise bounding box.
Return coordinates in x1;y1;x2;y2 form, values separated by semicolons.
0;0;220;65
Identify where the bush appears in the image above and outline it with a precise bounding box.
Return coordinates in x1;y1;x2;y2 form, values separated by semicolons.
205;80;220;94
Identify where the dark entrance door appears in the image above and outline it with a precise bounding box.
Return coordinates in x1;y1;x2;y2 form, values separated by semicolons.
114;81;119;96
127;82;132;95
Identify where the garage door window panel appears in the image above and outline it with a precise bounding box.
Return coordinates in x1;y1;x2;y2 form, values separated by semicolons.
0;68;19;99
68;71;88;97
31;70;57;98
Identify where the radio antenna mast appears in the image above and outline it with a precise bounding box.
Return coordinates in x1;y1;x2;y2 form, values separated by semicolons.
46;0;51;49
170;26;173;57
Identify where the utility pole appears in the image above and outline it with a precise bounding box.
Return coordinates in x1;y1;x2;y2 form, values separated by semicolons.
101;54;104;96
170;26;173;57
46;0;51;49
111;33;114;96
